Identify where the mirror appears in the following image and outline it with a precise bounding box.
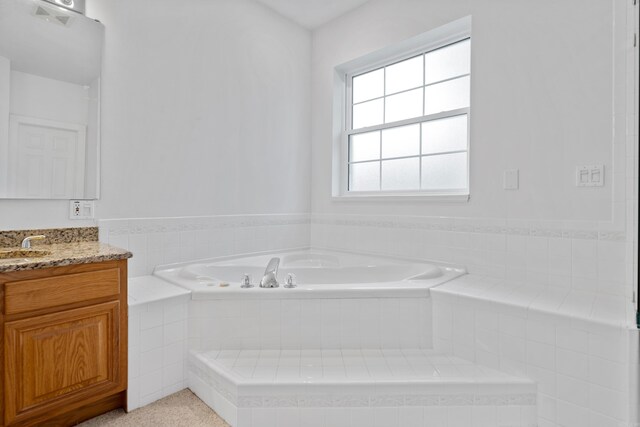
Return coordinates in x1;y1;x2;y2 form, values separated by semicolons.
0;0;103;199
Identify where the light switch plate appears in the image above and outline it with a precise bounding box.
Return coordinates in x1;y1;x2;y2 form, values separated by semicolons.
69;200;95;219
576;165;604;187
504;169;519;190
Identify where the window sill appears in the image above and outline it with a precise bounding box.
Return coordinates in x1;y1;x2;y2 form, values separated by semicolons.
331;193;470;202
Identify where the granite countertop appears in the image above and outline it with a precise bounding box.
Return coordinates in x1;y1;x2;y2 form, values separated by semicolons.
0;241;132;273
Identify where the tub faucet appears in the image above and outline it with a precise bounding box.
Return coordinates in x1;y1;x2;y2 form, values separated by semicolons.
260;257;280;288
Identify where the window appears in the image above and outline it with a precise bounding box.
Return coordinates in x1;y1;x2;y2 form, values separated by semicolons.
336;19;471;199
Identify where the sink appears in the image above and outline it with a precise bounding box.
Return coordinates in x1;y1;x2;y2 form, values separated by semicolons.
0;249;51;260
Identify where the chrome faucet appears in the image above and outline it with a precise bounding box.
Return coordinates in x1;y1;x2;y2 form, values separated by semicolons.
260;257;280;288
21;235;46;249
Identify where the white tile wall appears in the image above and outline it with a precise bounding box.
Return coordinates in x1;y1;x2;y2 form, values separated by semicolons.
99;214;310;278
310;214;632;322
128;277;191;411
231;403;537;427
430;282;631;427
188;297;432;351
190;347;537;386
188;348;538;427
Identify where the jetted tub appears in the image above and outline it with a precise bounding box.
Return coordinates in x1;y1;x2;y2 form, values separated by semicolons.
153;249;465;299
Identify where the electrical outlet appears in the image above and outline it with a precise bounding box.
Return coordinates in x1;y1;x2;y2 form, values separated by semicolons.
69;200;94;219
70;200;81;217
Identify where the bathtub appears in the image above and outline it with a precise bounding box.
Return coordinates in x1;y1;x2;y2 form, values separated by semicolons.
153;249;465;299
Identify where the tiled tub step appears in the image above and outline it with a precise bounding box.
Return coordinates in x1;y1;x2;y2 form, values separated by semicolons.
187;349;537;427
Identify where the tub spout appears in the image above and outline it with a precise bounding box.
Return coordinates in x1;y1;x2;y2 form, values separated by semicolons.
260;257;280;288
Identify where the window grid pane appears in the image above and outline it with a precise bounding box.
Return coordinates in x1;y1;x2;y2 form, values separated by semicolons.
384;88;424;124
423;75;470;116
422;114;468;154
347;38;470;193
349;161;381;191
350;38;470;131
381;123;420;159
352;68;384;104
347;114;468;192
381;157;420;190
424;38;471;85
352;98;384;129
421;152;468;190
385;55;424;96
349;130;381;162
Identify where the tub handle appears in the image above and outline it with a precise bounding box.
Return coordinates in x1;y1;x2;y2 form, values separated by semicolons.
284;273;296;288
240;274;253;288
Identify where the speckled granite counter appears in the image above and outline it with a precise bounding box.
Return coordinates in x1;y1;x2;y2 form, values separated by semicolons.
0;227;132;273
0;241;132;272
0;226;99;247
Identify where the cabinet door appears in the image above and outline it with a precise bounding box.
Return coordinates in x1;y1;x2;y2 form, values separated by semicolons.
4;301;123;425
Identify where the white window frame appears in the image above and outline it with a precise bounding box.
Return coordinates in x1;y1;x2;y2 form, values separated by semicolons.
332;16;472;201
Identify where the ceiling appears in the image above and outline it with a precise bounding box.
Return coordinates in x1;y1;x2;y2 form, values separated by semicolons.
254;0;371;29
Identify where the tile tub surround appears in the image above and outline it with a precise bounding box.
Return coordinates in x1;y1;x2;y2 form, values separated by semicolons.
128;276;191;411
310;214;634;325
178;251;528;427
99;211;634;325
0;226;99;246
431;277;634;427
0;240;132;272
428;275;630;328
129;263;634;426
187;348;537;427
188;297;432;351
99;214;310;278
310;214;627;288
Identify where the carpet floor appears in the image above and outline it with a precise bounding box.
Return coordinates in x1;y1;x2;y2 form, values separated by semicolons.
78;390;230;427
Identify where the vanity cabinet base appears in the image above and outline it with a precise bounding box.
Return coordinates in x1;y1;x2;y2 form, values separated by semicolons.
0;260;128;427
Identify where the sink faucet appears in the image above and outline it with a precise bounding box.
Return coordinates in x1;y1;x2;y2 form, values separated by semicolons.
21;235;46;249
260;257;280;288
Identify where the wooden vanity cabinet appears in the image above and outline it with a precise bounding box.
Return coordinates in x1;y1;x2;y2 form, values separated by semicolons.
0;260;128;427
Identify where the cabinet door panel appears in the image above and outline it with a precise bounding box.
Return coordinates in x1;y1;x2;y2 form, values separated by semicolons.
4;301;122;425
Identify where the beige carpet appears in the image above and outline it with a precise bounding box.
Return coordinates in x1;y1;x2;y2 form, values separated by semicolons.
78;389;230;427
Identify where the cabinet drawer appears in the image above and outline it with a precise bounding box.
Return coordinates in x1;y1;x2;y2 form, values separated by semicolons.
4;268;121;315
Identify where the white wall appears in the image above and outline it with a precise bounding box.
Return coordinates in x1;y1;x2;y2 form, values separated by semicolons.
0;0;311;230
311;0;621;223
92;0;311;219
